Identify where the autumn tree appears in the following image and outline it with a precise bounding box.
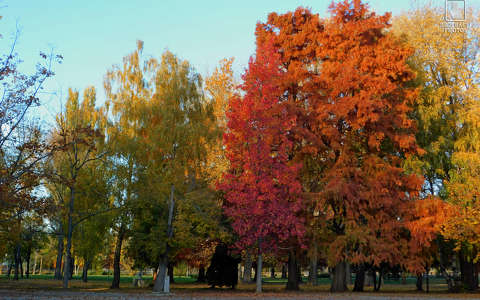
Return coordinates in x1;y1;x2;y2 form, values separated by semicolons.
146;51;216;292
254;1;423;292
48;87;109;288
395;4;480;291
73;160;113;282
203;57;235;183
0;25;61;271
106;45;217;292
220;41;305;293
104;40;156;289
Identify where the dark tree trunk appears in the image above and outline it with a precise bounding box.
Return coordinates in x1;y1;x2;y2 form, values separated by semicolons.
19;256;23;279
68;256;74;279
25;248;31;279
197;266;206;283
111;223;126;289
13;244;21;280
286;250;299;290
54;233;64;280
330;261;348;292
82;260;91;282
416;273;423;291
252;261;257;282
475;264;479;290
297;265;302;284
353;265;365;292
63;185;76;288
270;267;275;278
309;254;318;285
168;263;175;283
426;266;430;293
281;264;287;279
242;253;252;283
460;253;476;291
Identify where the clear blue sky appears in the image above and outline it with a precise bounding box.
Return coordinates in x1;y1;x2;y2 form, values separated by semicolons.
1;0;446;125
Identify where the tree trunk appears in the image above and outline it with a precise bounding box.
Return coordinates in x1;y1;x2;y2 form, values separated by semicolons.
54;233;64;280
13;244;20;280
33;253;37;275
153;184;175;293
256;252;262;293
286;250;299;290
168;263;175;283
297;265;302;284
416;273;423;291
346;263;352;284
374;270;382;292
330;261;348;292
25;249;31;279
63;186;75;289
111;223;126;289
153;255;168;292
270;267;275;278
365;270;374;287
69;256;74;279
460;252;476;291
243;253;252;283
309;252;318;285
7;261;13;278
281;263;287;279
82;260;91;282
39;257;42;275
353;265;365;292
475;263;479;290
426;266;430;293
197;266;206;282
19;256;23;278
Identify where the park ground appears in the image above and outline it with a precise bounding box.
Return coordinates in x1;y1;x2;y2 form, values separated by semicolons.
1;275;480;299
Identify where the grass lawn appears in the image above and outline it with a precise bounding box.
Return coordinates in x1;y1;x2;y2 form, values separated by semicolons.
1;275;480;298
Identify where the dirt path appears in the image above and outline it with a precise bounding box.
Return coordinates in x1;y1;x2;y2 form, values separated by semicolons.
1;289;479;300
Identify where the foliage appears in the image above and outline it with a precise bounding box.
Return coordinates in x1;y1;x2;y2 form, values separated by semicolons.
220;41;305;254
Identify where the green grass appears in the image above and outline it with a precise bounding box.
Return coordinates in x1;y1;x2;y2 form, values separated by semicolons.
0;274;447;286
0;274;196;284
1;275;480;298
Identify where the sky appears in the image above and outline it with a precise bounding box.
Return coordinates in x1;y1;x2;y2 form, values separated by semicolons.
0;0;451;126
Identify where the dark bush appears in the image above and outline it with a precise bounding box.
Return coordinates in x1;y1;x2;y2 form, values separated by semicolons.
206;244;241;289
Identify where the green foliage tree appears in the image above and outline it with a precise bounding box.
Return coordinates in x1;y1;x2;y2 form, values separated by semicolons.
48;87;109;288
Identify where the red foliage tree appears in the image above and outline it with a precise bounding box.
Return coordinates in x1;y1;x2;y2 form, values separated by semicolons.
219;41;305;292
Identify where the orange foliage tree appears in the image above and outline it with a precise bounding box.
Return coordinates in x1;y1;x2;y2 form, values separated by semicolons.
254;0;424;292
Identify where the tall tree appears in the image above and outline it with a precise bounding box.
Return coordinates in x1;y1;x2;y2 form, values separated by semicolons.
394;4;480;291
48;87;108;288
220;41;305;293
108;45;216;293
104;40;155;289
255;1;423;292
0;27;61;261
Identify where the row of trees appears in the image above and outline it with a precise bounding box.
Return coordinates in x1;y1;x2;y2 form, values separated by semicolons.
2;0;480;294
221;0;480;293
